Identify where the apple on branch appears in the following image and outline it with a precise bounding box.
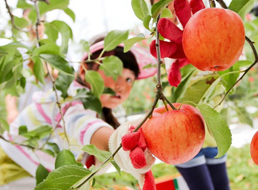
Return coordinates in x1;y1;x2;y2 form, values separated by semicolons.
141;103;205;165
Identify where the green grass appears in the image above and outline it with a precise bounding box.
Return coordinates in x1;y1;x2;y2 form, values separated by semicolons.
227;145;258;190
93;144;258;190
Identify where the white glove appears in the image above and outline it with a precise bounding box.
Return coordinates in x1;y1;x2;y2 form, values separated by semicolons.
109;118;156;190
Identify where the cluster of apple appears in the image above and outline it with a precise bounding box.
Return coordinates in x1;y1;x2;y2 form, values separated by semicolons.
143;0;252;165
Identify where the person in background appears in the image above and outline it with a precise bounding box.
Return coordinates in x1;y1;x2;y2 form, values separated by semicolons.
0;39;157;190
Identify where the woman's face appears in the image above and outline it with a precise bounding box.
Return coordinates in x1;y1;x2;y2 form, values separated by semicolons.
99;68;136;109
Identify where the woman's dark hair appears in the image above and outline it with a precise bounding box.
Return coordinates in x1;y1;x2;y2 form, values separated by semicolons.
77;45;140;129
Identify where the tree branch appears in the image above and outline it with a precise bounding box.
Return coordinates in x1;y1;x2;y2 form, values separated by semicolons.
215;0;228;9
33;0;70;146
155;15;176;110
4;0;28;32
214;36;258;108
0;135;35;149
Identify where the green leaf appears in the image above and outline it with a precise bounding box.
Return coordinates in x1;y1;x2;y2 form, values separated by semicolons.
197;104;232;158
233;106;253;127
234;60;253;67
85;70;104;98
33;43;61;55
123;34;145;52
177;76;220;106
50;20;73;54
0;118;9;134
13;16;29;29
38;0;69;15
3;42;30;51
23;138;39;148
35;165;91;190
19;76;26;89
46;142;60;154
36;164;49;185
55;68;75;99
63;8;76;22
55;149;77;169
31;56;45;84
171;65;197;103
131;0;150;21
28;9;37;25
218;67;240;92
161;8;173;18
82;145;122;175
44;22;59;42
74;89;102;115
17;0;34;9
40;54;73;75
151;0;173;19
82;145;111;162
229;0;256;19
42;149;55;157
81;40;90;53
104;30;129;51
99;56;123;80
103;87;116;95
143;15;152;30
19;125;52;139
111;160;121;175
0;48;8;57
18;125;28;135
0;46;23;93
0;59;20;84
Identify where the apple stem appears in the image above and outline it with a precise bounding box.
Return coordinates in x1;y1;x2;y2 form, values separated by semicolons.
162;99;169;111
209;0;216;8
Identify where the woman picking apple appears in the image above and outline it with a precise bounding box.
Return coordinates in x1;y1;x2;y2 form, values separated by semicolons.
0;37;158;190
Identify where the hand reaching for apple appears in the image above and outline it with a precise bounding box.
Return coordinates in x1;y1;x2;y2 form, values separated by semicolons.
109;119;156;190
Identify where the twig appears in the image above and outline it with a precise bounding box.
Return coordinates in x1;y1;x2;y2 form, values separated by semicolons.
155;15;176;110
33;0;41;45
214;36;258;108
4;0;28;32
33;0;70;146
0;135;35;149
215;0;228;9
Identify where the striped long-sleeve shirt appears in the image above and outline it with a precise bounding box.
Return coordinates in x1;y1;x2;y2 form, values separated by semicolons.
0;81;113;176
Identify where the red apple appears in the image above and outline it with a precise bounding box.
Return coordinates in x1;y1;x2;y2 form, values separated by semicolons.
250;131;258;165
141;103;205;165
182;8;245;71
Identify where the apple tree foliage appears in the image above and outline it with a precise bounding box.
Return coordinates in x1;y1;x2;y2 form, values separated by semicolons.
0;0;257;189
